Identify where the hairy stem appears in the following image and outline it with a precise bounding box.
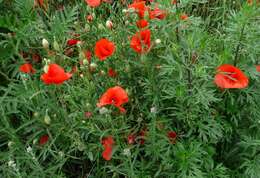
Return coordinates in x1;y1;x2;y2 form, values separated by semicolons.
233;24;246;66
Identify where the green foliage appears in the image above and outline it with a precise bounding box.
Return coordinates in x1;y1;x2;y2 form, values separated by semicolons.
0;0;260;177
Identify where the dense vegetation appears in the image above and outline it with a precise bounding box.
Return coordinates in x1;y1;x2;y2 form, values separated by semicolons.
0;0;259;177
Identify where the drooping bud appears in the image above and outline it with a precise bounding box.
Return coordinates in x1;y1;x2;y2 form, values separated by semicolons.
44;114;51;125
42;38;49;49
106;20;113;29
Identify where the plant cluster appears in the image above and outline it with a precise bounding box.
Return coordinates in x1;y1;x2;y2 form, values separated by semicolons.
0;0;260;177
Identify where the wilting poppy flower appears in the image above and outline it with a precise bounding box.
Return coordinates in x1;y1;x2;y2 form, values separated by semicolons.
19;63;36;74
108;68;117;77
127;134;136;144
214;64;249;89
149;7;167;20
130;29;151;54
41;64;72;85
180;13;188;20
97;86;129;113
95;38;115;61
85;0;101;7
67;39;81;46
128;1;147;18
102;136;114;161
167;131;177;144
256;65;260;72
136;19;149;28
39;135;49;145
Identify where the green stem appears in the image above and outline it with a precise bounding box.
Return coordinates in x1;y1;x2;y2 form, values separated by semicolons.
233;24;246;66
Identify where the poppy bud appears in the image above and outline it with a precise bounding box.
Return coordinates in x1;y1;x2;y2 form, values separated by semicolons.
33;112;39;117
44;115;51;125
86;14;93;22
42;38;49;49
80;73;84;78
150;106;157;113
155;39;161;44
43;64;49;73
90;63;97;71
8;141;14;148
106;20;113;29
83;59;88;65
53;40;60;51
33;139;37;145
100;70;106;76
98;23;104;30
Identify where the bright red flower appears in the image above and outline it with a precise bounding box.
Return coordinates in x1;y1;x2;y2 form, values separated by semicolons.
19;63;36;74
85;0;101;7
67;39;81;46
97;86;129;113
102;136;114;161
180;13;188;20
256;65;260;72
39;135;49;145
127;134;136;144
214;64;249;89
108;68;117;78
130;29;151;54
149;7;167;20
95;38;115;61
136;19;149;28
128;1;147;18
41;64;72;85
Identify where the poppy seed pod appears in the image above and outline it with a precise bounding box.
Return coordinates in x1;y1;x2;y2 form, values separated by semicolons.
42;38;49;49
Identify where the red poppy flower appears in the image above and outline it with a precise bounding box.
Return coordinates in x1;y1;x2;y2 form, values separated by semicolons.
214;64;249;89
128;1;147;18
108;68;117;78
180;13;188;20
127;134;136;144
130;29;151;54
149;7;167;20
41;64;72;85
67;39;81;46
39;135;49;145
95;38;115;61
19;63;36;74
136;19;149;28
256;65;260;72
167;131;177;144
97;86;129;113
85;0;101;7
102;136;114;161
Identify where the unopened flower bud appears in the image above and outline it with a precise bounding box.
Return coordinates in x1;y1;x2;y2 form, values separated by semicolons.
43;65;49;73
106;20;113;29
90;63;97;71
155;39;161;44
44;115;51;125
8;141;14;148
82;59;88;65
53;40;60;51
42;38;49;49
122;9;128;13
